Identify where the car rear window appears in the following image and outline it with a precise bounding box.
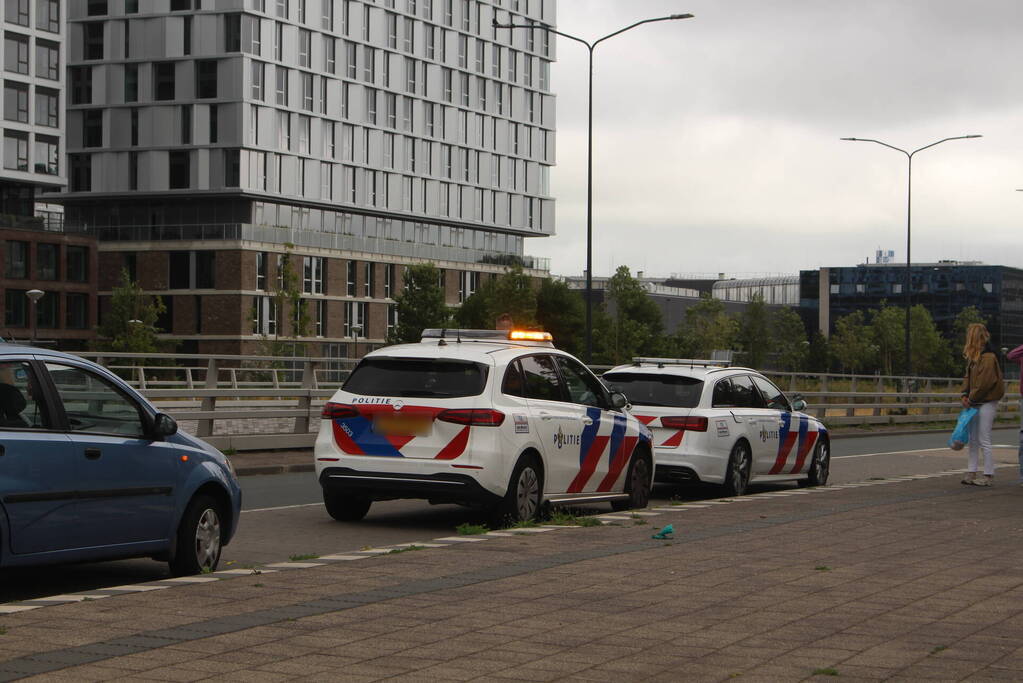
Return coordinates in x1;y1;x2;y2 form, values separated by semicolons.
603;372;703;408
343;358;488;398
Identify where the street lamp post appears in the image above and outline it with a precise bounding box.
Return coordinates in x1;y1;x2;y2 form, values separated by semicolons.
25;289;44;344
840;135;981;376
493;12;694;362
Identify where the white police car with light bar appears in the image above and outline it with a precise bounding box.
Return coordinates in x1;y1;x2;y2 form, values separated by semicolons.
602;358;829;496
314;329;654;524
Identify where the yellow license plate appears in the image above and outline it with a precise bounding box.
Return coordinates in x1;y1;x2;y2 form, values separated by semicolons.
373;414;432;436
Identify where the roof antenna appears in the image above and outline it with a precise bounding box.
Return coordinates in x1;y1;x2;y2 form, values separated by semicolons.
456;328;462;343
438;328;447;346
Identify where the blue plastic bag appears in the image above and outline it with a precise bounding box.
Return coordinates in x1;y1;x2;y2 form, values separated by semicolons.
949;407;978;450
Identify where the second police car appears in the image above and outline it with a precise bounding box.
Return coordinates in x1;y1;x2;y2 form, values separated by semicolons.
314;330;654;524
603;358;829;496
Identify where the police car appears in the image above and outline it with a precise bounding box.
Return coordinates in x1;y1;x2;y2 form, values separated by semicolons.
602;359;829;496
314;330;654;524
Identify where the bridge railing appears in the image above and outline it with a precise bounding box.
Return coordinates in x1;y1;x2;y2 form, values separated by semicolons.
68;353;1020;452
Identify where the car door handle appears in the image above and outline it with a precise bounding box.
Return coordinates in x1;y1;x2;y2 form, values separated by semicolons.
538;411;554;421
84;448;102;460
582;417;593;425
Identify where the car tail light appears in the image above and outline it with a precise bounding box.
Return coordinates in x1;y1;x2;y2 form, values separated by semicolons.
660;416;708;431
437;409;506;426
321;402;359;419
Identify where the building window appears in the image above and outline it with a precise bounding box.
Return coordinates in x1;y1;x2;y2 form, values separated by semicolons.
169;250;216;289
65;246;89;283
34;87;58;128
276;0;289;18
4;33;29;75
3;81;28;122
66;294;89;330
298;29;311;67
33;135;59;175
83;110;103;147
275;66;288;105
251;61;265;100
5;0;29;26
4;290;26;327
346;260;357;296
124;63;139;101
324;37;336;74
256;251;267;290
254;295;277;335
2;131;28;171
315;299;326;337
154;62;176;100
36;243;58;280
364;262;373;297
169;150;190;188
84;22;105;60
35;292;57;329
322;0;334;30
5;241;28;278
301;73;313;110
344;301;366;337
303;256;324;294
37;0;60;32
70;154;92;191
71;67;93;105
196;60;218;98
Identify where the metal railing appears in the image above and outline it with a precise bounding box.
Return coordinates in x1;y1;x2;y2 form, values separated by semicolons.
69;353;1021;452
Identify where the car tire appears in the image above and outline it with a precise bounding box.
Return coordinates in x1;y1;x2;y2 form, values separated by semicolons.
800;439;830;488
723;440;752;497
323;489;372;521
169;494;223;576
492;455;543;527
611;451;652;511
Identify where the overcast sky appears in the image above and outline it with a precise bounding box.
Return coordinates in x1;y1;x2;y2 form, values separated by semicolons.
532;0;1023;279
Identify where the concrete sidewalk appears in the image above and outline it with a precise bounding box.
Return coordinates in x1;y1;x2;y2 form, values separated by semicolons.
4;468;1023;681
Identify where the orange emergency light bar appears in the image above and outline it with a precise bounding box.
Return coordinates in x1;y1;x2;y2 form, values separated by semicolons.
509;330;553;342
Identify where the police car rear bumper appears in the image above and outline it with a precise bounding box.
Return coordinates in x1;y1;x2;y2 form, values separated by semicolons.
319;467;503;506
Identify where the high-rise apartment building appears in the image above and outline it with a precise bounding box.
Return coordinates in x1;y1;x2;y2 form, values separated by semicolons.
2;0;65;217
60;0;555;356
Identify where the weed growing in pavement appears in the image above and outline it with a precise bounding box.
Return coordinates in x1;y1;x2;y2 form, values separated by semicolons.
222;447;237;456
545;508;601;527
250;569;262;575
0;627;7;635
814;566;831;571
930;645;947;655
631;513;648;526
289;553;320;562
508;519;539;529
201;566;214;574
388;545;425;554
813;668;839;676
254;583;264;588
455;523;489;535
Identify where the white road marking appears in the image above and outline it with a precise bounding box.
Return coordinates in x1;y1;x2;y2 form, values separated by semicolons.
242;502;324;513
0;605;41;613
161;576;221;583
265;562;325;568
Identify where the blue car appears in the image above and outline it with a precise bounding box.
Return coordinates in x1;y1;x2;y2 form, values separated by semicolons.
0;345;241;575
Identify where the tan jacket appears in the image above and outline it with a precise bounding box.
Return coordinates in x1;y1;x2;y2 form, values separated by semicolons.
960;352;1005;405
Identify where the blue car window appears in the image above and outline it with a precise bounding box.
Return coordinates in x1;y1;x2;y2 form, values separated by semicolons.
45;363;146;438
0;361;50;429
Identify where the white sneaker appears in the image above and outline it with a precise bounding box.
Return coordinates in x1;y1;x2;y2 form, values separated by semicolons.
962;472;977;485
974;475;994;487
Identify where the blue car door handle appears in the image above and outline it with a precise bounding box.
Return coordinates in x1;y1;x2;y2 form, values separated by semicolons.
84;448;102;460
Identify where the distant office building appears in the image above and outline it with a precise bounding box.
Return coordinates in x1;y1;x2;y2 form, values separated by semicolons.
60;0;555;355
1;0;65;219
800;262;1023;349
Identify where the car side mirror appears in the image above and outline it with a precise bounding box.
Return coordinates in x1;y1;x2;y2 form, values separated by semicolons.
610;391;629;411
791;394;807;412
153;412;178;438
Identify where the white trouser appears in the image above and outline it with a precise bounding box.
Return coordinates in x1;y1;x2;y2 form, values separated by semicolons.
968;400;999;476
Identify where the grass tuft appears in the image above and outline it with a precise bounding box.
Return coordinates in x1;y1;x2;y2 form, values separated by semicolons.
289;553;320;562
455;522;489;535
812;667;839;676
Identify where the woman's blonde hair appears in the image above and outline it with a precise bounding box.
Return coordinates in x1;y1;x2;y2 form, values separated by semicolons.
963;323;990;362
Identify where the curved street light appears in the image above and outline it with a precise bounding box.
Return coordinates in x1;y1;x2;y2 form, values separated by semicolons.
494;12;695;362
840;134;982;375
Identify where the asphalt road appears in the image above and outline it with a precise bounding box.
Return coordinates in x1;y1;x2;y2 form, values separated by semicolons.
3;428;1018;603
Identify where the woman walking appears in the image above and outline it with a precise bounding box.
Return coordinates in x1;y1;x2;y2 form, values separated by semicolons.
960;323;1004;486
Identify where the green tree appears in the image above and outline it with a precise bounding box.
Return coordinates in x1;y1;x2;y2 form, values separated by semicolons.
806;331;832;373
908;305;950;376
871;304;903;375
594;266;665;364
829;310;876;373
535;278;585;355
455;266;538;330
952;306;987;355
771;307;809;371
737;294;771;368
676;294;737;359
275;246;310;339
388;263;450;344
94;269;167;353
